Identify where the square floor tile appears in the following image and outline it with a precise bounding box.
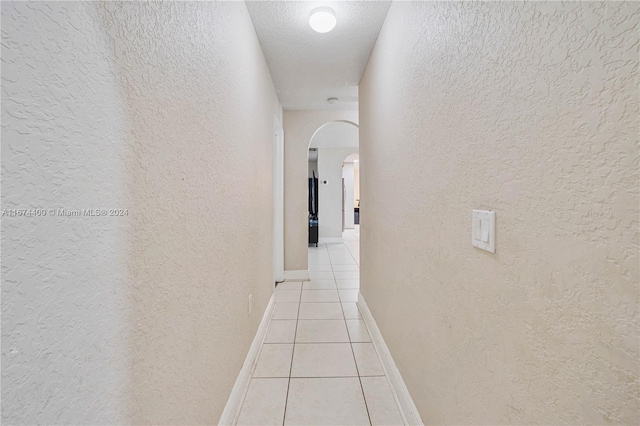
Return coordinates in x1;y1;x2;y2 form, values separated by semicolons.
352;343;384;376
301;289;340;303
276;281;302;290
308;258;331;266
274;289;301;303
341;303;362;319
298;303;343;320
309;271;334;280
284;378;369;425
336;279;359;289
308;254;330;261
331;264;360;271
309;246;328;252
328;257;357;265
296;319;349;343
272;303;299;320
309;248;329;254
327;253;353;260
361;377;405;426
264;320;297;343
303;279;337;290
309;263;333;272
253;344;294;378
291;343;357;377
327;245;350;251
338;289;359;302
327;249;353;255
237;378;288;426
334;271;359;280
346;319;371;342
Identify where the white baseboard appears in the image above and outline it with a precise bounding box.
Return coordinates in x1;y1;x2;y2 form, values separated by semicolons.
319;237;343;244
358;294;424;426
219;294;275;425
284;269;309;281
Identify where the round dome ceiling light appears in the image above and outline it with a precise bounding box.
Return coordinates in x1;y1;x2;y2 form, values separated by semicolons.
327;97;338;104
309;8;337;33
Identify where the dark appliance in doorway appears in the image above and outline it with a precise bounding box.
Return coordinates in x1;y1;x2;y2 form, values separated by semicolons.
309;171;319;246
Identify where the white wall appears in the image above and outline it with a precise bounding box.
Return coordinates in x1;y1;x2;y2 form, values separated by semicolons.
354;161;360;207
2;2;131;424
2;2;281;424
360;2;639;424
343;162;355;229
309;121;359;149
2;3;130;424
317;148;358;239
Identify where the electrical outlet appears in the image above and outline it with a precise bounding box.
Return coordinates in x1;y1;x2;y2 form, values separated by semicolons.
248;294;253;315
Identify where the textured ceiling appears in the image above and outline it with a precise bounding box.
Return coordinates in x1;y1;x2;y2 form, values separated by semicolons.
246;1;391;110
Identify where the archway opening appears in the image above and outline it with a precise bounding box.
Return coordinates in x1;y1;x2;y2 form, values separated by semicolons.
307;121;358;247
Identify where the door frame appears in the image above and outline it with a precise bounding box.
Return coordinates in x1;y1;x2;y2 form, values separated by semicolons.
273;115;285;285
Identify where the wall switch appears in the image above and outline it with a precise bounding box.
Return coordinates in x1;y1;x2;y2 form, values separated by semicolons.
473;218;481;240
472;210;495;253
248;294;253;315
481;219;490;242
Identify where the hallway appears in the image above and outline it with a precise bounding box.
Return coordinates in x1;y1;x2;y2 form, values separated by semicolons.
237;229;404;425
2;1;638;425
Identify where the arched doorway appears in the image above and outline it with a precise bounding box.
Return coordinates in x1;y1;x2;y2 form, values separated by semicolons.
307;121;358;247
281;110;359;279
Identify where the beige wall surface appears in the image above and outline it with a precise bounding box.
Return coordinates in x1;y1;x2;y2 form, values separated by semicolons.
360;2;639;424
2;2;281;424
283;110;358;271
2;3;132;424
101;2;281;424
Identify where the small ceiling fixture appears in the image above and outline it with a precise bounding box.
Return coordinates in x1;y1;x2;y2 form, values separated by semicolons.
327;97;338;104
309;7;337;33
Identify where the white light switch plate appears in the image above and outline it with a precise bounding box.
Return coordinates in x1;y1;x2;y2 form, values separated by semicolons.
472;210;495;253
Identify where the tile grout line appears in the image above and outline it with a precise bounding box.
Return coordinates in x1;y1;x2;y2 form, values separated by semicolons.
254;374;386;379
236;286;285;423
303;239;369;424
344;232;371;423
339;257;372;426
330;241;371;425
281;284;303;426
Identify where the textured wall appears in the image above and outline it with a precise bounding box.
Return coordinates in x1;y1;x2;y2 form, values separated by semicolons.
2;2;281;424
283;110;358;270
2;3;131;424
98;2;281;423
360;2;639;424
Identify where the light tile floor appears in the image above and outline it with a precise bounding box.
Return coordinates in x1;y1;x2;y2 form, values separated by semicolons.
237;228;405;425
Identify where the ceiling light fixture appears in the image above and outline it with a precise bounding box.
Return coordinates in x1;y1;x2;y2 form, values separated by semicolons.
327;97;338;104
309;7;337;33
